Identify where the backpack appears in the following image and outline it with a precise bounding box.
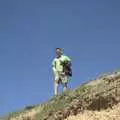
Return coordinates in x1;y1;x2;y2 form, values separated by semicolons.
61;61;72;76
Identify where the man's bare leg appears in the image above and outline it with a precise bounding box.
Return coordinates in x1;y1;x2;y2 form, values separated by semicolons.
54;80;59;95
63;83;68;92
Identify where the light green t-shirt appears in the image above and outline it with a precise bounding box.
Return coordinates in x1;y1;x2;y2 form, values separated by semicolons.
52;55;71;73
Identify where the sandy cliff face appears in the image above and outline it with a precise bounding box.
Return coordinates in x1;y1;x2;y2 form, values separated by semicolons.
65;102;120;120
50;72;120;120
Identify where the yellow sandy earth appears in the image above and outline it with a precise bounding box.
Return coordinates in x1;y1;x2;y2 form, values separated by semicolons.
65;103;120;120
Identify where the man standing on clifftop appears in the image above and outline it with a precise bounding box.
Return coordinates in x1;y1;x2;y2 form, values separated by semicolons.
52;48;72;95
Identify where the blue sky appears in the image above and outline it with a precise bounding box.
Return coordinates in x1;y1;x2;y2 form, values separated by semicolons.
0;0;120;116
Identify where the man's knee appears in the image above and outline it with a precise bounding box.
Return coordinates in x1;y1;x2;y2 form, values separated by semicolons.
55;79;59;84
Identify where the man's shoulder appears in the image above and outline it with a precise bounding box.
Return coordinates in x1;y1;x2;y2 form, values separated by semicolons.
52;57;58;62
52;58;56;61
61;54;71;61
62;54;69;57
62;54;70;58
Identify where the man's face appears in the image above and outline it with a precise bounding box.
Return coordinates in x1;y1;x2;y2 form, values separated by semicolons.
56;49;62;57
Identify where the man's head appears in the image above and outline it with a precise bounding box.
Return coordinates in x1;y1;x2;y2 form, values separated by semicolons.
56;48;62;57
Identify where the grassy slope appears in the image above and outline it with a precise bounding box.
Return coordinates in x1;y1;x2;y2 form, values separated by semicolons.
4;71;120;120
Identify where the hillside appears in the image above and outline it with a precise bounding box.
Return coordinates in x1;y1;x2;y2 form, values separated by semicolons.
65;102;120;120
4;71;120;120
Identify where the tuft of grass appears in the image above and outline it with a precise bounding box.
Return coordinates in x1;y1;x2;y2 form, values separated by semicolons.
24;104;38;110
35;85;92;120
36;92;72;120
5;104;39;120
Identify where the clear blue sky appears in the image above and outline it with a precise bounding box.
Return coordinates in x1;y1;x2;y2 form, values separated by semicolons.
0;0;120;116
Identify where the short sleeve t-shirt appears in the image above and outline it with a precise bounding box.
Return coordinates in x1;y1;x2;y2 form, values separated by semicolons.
52;55;71;72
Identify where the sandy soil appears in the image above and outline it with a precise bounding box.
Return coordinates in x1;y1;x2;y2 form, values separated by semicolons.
65;103;120;120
